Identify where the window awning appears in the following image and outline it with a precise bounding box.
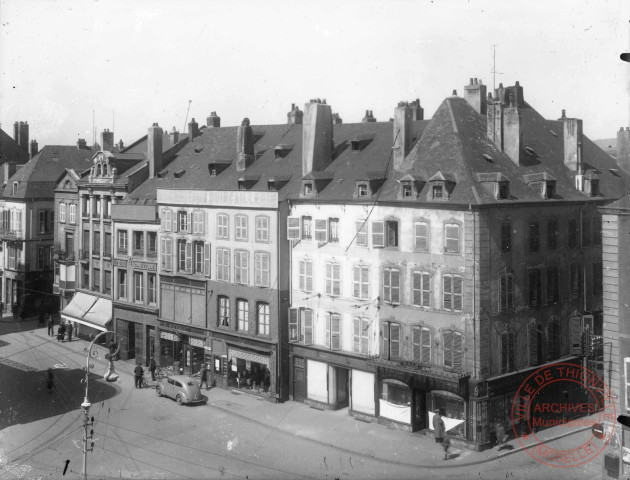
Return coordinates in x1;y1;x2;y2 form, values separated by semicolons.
61;293;112;332
228;347;270;367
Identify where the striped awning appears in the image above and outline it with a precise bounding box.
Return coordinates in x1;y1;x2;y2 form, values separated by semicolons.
160;331;180;342
228;347;269;367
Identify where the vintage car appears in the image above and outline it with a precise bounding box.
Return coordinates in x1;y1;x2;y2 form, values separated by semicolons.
155;375;205;405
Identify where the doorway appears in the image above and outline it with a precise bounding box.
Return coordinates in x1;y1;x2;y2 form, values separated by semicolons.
330;366;349;408
412;389;427;432
146;326;155;366
293;357;305;402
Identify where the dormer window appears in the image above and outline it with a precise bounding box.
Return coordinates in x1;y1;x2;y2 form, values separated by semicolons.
357;183;368;197
12;182;18;196
590;179;599;196
432;185;443;199
523;172;557;200
304;183;313;195
402;183;412;198
544;181;556;199
351;140;360;151
210;167;217;176
428;171;455;201
497;181;510;200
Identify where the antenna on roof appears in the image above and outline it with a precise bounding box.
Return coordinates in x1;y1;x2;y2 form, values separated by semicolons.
491;44;503;93
183;100;192;133
92;109;95;148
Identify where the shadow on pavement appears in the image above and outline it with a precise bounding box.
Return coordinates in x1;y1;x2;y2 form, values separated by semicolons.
0;361;120;430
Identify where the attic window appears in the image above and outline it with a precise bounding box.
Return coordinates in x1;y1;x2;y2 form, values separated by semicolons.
357;183;368;197
402;183;413;198
304;183;313;195
590;179;600;196
496;181;510;200
432;185;443;199
544;181;556;199
524;146;537;156
174;170;185;178
351;140;360;151
12;182;18;196
210;167;217;176
482;153;494;162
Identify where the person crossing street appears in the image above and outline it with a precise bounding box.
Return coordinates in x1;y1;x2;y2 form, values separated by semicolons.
134;364;144;388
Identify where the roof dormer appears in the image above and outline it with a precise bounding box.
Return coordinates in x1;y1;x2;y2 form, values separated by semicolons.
300;171;334;198
238;175;260;190
523;172;556;199
474;172;510;200
397;174;422;200
350;134;375;152
427;171;455;201
268;175;291;191
274;144;293;159
354;171;386;199
583;170;600;197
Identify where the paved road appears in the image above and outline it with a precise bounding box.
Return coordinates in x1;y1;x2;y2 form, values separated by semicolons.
0;322;605;479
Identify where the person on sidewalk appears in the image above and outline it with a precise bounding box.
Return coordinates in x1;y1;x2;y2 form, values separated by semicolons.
199;363;209;390
67;322;73;342
47;368;55;394
149;357;157;381
495;419;509;450
57;323;66;342
433;408;448;460
134;364;144;388
47;315;54;336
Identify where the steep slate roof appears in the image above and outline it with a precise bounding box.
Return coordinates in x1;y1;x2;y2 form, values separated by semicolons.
3;145;94;199
0;128;29;164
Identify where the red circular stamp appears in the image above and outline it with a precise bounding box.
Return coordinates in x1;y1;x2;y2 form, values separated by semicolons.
511;362;616;468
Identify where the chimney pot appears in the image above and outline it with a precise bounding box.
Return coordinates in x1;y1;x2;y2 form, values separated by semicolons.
452;89;457;96
469;78;473;85
236;118;254;171
474;78;478;85
148;123;164;177
515;81;520;86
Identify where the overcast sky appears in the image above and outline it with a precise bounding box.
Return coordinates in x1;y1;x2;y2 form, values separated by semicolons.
1;0;628;148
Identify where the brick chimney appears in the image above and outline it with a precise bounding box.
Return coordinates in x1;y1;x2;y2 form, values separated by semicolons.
287;104;303;125
617;127;630;173
148;123;163;178
464;77;487;115
393;102;413;171
29;140;38;159
3;162;17;182
188;118;199;139
236;118;255;172
487;81;526;165
13;121;29;152
100;128;114;152
302;99;333;176
502;92;522;165
410;99;424;121
77;138;88;150
487;92;503;150
207;112;220;128
559;113;583;172
362;110;376;123
332;113;343;124
169;127;179;146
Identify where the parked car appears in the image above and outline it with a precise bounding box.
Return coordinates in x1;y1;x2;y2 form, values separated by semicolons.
156;375;205;405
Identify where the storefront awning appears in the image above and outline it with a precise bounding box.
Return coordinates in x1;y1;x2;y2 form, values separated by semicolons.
61;293;112;332
228;347;270;367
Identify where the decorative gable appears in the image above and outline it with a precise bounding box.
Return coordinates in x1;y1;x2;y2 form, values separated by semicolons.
354;171;386;199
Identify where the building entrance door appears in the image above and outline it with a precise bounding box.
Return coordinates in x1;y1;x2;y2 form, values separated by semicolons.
146;326;155;366
293;357;305;402
134;324;143;365
412;389;427;432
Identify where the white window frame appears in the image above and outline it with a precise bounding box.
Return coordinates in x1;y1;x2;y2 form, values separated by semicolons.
443;273;463;312
355;221;368;246
237;299;249;331
298;259;313;292
383;268;401;305
444;223;460;253
234;250;249;285
353;318;369;354
254;251;270;287
412;271;431;308
353;265;370;300
314;219;328;243
59;203;66;223
328;218;340;243
134;272;144;303
326;313;341;350
235;215;248;241
325;262;341;297
69;204;76;224
257;302;270;336
255;215;269;243
192;211;205;234
414;222;429;252
217;213;229;239
216;247;230;281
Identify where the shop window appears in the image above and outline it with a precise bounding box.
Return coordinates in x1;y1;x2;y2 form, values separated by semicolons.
298;259;313;292
235;215;248;241
355;221;368;246
301;216;312;240
528;222;540;252
218;296;230;327
352;265;370;300
134;272;144;303
528;268;542;307
254;252;270;287
500;331;515;373
430;393;465;439
547;266;559;303
328;218;339;243
353;317;369;354
443;274;463;311
414;222;429;252
237;299;249;331
499;272;513;312
257;302;270;336
443;330;463;371
547;219;558;249
325;262;341;297
326;313;341;350
568;219;578;248
570;263;583;299
528;322;543;366
255;215;269;243
382;268;401;305
117;230;128;255
412;326;431;364
160;237;173;271
412;271;431;308
592;262;603;296
547;317;561;360
380;380;411;409
444;223;460;253
216;213;229;239
382;322;401;361
234;250;249;285
216;248;230;281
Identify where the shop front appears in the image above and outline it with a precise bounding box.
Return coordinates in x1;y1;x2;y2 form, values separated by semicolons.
60;292;112;340
113;306;158;365
157;321;207;375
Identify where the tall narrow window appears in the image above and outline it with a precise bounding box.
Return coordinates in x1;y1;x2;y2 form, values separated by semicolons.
194;241;204;274
192;211;204;234
528;268;542;307
383;268;401;305
134;231;144;256
328;218;340;243
104;232;112;257
500;331;515;373
326;313;341;350
414;222;429;252
570;263;583;299
547;219;558;249
255;216;269;243
117;230;127;255
353;318;369;354
160;237;172;271
301;216;312;240
385;220;398;247
69;204;76;224
235;215;248;241
93;231;101;255
216;248;230;281
237;299;249;331
118;270;127;300
147;232;157;257
218;296;230;327
325;262;341;296
444;224;460;253
355;221;367;246
148;273;156;304
134;272;144;303
529;222;540;252
177;240;187;272
217;213;229;239
499;272;514;311
443;330;463;371
412;326;431;364
298;259;313;292
257;303;270;335
234;250;249;285
254;252;270;287
352;265;370;300
59;203;66;223
547;266;559;303
178;211;189;233
412;271;431;307
302;309;314;345
161;208;172;231
383;322;400;360
443;274;463;311
500;222;512;253
528;322;543;366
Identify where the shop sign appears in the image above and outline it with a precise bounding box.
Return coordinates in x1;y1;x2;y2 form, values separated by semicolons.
113;259;127;267
377;366;469;399
132;261;157;271
160;331;180;341
158;320;205;337
189;337;204;348
103;261;112;270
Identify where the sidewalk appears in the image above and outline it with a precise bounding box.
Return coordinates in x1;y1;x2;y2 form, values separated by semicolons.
15;321;600;469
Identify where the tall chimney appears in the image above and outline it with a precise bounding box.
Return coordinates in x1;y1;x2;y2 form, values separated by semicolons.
302;100;333;176
148;123;163;178
13;121;29;152
100;128;114;152
169;127;179;146
362;110;376;123
464;77;487;115
3;163;17;182
287;104;303;125
77;138;88;150
207;112;221;128
188;118;199;139
617;127;630;173
410;99;424;121
559;113;583;172
487;93;503;150
118;139;124;150
502;93;522;165
236;118;255;172
13;122;19;144
29;140;38;159
332;113;343;124
393;102;413;171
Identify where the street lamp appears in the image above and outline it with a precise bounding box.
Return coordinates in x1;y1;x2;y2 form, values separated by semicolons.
81;331;123;480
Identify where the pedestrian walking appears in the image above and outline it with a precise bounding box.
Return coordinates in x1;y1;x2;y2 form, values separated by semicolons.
47;315;54;336
433;408;449;460
149;357;157;381
47;368;55;394
134;364;144;388
57;324;66;342
67;322;73;342
199;363;209;390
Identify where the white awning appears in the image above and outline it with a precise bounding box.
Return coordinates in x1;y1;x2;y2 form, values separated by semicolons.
61;293;112;332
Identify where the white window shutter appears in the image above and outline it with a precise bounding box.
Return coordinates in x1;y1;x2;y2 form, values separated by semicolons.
185;241;192;274
304;309;313;345
372;221;384;247
314;219;328;242
204;243;211;276
289;309;298;342
287;217;300;240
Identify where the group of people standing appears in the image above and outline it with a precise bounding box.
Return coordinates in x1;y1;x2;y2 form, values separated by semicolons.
47;315;74;342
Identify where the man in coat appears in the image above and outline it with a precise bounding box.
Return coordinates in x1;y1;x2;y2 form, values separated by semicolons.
149;357;157;381
134;364;144;388
47;315;55;336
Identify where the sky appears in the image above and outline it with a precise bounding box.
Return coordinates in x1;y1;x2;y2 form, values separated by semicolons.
1;0;629;148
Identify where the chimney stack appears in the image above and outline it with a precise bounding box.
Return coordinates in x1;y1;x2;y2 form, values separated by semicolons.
29;140;38;159
393;102;413;172
332;113;343;124
502;93;522;165
77;138;88;150
487;81;527;165
559;112;583;172
100;128;114;152
169;127;179;146
287;104;304;125
148;123;163;178
616;127;630;173
207;112;221;128
410;98;424;121
188;118;199;139
13;121;29;153
236;118;255;172
362;110;376;123
3;163;17;182
302;99;333;176
464;77;487;114
118;139;124;150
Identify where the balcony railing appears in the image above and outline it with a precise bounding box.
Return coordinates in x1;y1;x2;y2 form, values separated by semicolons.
54;249;76;262
0;228;24;240
79;249;90;261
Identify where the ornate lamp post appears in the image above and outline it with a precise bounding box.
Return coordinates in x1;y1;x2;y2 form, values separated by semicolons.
81;331;123;480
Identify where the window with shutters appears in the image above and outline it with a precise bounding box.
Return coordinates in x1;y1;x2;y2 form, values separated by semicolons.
382;268;401;305
592;217;602;245
355;221;368;246
178;211;189;233
372;220;398;248
236;299;249;331
117;230;128;255
161;209;172;231
217;213;229;239
203;243;211;277
301;216;312;240
582;216;591;247
192;211;204;234
254;252;270;287
547;317;561;360
287;217;300;240
216;248;230;281
326;313;341;350
570;263;582;299
289;308;299;342
235;215;248;241
314;219;328;242
255;215;269;243
443;274;463;311
528;322;543;366
194;241;204;274
568;219;577;248
148;273;157;305
177;240;187;272
257;302;270;335
302;309;314;345
132;272;143;303
443;330;463;371
147;232;157;257
118;269;127;300
592;262;603;296
234;250;249;285
160;237;172;271
547;219;558;249
412;271;431;308
499;272;513;312
500;331;515;373
59;203;66;223
134;231;144;256
414;222;429;252
353;318;369;354
412;326;431;364
218;296;230;327
528;268;542;307
547;266;559;303
382;322;401;361
69;204;76;224
352;265;370;300
444;223;460;253
325;262;341;297
298;259;313;292
529;222;540;252
328;218;339;243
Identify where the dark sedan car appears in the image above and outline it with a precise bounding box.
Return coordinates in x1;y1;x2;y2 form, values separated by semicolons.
156;375;205;405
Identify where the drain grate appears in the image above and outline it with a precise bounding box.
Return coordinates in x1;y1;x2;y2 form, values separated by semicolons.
211;400;243;409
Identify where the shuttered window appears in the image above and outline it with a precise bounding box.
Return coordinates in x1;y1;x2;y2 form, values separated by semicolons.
353;318;369;354
314;219;328;242
216;248;230;281
192;211;205;234
254;252;270;287
255;215;269;243
499;273;513;311
325;262;341;297
444;224;460;253
257;302;270;335
412;271;431;307
303;309;314;345
355;221;368;246
289;308;299;342
326;313;341;351
235;215;248;241
298;259;313;292
570;263;583;299
412;326;432;364
500;331;515;373
547;219;558;249
160;237;172;271
217;213;229;239
528;322;542;366
194;241;204;274
353;265;370;300
389;323;400;360
414;222;429;251
203;243;211;276
162;209;172;231
528;268;542;307
443;274;463;311
372;221;385;247
287;217;300;240
383;268;401;305
547;266;559;303
529;222;540;252
237;299;249;331
234;250;249;285
443;330;463;371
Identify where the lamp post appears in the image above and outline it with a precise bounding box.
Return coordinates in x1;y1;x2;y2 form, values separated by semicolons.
81;331;123;480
